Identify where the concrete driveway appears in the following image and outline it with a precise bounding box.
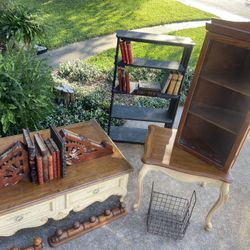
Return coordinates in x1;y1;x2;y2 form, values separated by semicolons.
179;0;250;20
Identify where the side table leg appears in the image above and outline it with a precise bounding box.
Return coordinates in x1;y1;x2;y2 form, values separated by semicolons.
133;164;150;211
205;182;230;231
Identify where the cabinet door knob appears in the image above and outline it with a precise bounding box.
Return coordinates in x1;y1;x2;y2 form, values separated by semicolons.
15;215;24;222
93;189;99;194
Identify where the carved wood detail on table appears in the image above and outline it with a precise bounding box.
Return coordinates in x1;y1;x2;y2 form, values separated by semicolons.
0;141;28;188
60;128;113;165
48;203;127;247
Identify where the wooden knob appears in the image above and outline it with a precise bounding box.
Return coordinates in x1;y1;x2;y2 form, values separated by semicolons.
33;236;43;246
56;229;63;237
104;209;111;216
73;221;81;229
120;202;125;209
90;216;96;223
10;247;19;250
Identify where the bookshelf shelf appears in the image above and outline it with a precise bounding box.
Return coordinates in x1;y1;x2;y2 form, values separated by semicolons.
112;105;172;124
118;58;184;71
113;84;180;99
108;30;194;144
109;126;148;144
176;19;250;172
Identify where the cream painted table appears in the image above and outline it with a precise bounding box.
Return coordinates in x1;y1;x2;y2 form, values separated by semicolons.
133;125;232;231
0;120;132;236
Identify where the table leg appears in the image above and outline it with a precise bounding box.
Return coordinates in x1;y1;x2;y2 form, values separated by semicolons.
205;182;230;231
133;164;150;211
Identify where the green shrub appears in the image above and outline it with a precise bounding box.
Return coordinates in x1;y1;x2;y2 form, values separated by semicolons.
0;47;54;136
0;2;44;46
40;92;119;131
58;60;104;84
180;68;194;105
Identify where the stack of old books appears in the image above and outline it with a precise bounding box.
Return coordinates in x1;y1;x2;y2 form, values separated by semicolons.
137;71;183;95
117;67;130;93
119;40;133;64
23;128;65;185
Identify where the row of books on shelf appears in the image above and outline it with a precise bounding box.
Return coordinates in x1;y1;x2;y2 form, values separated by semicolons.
119;40;133;64
160;71;183;95
23;128;63;185
117;67;130;93
117;69;183;95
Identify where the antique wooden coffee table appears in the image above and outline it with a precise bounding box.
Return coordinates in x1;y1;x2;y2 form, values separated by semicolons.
0;120;132;236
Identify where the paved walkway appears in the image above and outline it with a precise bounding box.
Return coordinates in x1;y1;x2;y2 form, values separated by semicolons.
41;20;208;68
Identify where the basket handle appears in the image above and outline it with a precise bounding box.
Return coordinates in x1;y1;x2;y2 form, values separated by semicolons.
189;190;196;219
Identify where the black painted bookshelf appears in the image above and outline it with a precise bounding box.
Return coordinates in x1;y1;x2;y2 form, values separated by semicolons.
108;30;194;144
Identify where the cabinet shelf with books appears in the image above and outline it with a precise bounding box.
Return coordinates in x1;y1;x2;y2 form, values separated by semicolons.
108;30;194;143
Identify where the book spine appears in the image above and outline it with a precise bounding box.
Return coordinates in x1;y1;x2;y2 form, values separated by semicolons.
173;80;182;95
29;161;37;184
42;156;49;183
167;79;177;95
126;41;133;64
118;67;123;91
56;151;61;178
125;69;130;93
36;155;44;185
161;73;172;93
48;154;54;181
119;41;127;64
122;68;126;92
52;152;57;179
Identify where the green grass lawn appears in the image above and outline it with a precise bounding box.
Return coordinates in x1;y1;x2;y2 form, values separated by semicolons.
16;0;212;49
86;26;206;70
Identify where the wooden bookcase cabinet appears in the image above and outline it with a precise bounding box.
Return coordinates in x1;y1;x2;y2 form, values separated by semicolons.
176;19;250;173
0;120;132;236
108;30;194;144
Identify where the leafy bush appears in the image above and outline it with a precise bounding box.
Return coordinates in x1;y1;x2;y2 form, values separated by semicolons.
0;47;54;136
40;92;120;131
0;2;44;46
180;68;194;105
58;60;104;84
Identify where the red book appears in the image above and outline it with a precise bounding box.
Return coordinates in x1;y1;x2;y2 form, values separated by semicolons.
36;150;44;185
125;69;130;93
49;138;61;179
45;139;57;179
126;41;133;64
118;67;123;91
120;40;129;64
48;153;54;181
34;134;49;183
122;68;126;92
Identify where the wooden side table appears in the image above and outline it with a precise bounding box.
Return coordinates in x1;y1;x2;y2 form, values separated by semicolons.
133;125;232;231
0;120;133;236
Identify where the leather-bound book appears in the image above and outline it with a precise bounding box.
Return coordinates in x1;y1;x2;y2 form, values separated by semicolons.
161;72;173;93
50;125;66;178
119;41;127;64
118;67;123;91
173;73;183;95
23;128;37;184
35;148;44;185
45;139;57;179
49;138;60;179
125;69;130;93
126;41;133;64
122;68;126;92
166;72;179;95
34;134;49;183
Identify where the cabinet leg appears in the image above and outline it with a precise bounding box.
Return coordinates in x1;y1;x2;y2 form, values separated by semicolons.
204;182;230;231
133;165;150;211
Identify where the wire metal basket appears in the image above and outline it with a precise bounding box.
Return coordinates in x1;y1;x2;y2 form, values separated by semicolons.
147;183;196;240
